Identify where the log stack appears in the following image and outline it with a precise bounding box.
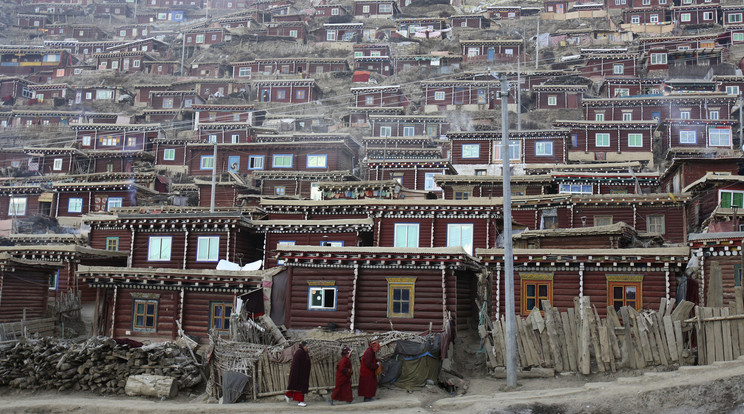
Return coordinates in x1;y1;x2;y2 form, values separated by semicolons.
0;336;203;395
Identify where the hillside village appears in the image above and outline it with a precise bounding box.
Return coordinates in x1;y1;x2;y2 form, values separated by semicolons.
2;0;744;404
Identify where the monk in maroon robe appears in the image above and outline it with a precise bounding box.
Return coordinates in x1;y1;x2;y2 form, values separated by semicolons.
285;341;311;407
330;346;354;404
358;341;381;401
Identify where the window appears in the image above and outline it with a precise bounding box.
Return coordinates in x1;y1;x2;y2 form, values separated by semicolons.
148;236;172;261
211;302;232;331
736;33;744;42
231;134;240;144
679;130;696;144
680;111;690;120
681;13;691;22
379;126;392;137
595;133;610;147
248;155;264;170
559;184;593;194
709;128;731;147
608;277;642;311
650;14;659;23
462;143;480;159
106;237;119;251
274;186;286;195
200;155;214;170
378;3;392;12
211;34;218;41
289;30;298;38
647;215;665;234
595;113;605;121
403;126;415;136
454;191;470;200
475;169;487;176
631;15;640;24
133;299;158;332
365;96;374;105
133;60;140;68
394;223;419;248
127;137;137;147
307;154;327;168
521;275;552;315
613;64;624;75
447;223;474;255
736;264;743;287
162;97;173;108
8;197;26;216
296;89;306;100
197;236;219;262
424;173;441;191
332;8;339;15
628;133;643;147
622;112;632;121
703;12;713;21
547;95;558;106
650;53;667;65
308;284;337;310
120;30;127;36
49;270;58;290
726;86;740;95
272;154;293;168
106;197;123;211
709;110;719;120
362;5;370;12
535;141;553;156
326;31;337;41
163;148;176;161
594;216;613;226
494;141;521;161
730;13;743;23
387;277;415;318
434;91;445;101
68;197;83;213
196;34;205;43
53;158;63;171
112;61;120;70
239;67;252;77
720;190;744;208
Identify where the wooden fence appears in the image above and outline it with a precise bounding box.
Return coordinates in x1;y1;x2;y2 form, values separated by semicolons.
480;297;700;374
0;318;56;343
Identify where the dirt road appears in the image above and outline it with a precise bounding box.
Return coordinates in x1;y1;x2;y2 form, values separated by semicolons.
4;356;744;414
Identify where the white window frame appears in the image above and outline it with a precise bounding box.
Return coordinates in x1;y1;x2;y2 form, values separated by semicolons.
424;172;441;191
650;53;667;65
68;197;83;213
147;236;172;261
730;13;744;24
163;148;176;161
196;236;220;262
535;141;554;156
613;64;624;75
547;95;557;106
709;128;731;147
272;154;293;168
394;223;420;248
447;223;474;255
8;197;26;216
403;126;415;136
200;155;215;170
248;155;264;170
681;13;691;22
628;133;643;148
308;286;337;310
53;158;63;171
595;133;611;147
462;143;480;159
679;130;697;144
307;154;328;168
434;91;445;101
726;86;740;95
107;197;123;211
379;126;392;137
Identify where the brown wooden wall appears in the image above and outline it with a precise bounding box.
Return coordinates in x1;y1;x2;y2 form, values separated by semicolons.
0;269;50;322
109;288;179;341
182;291;235;343
702;256;740;307
264;232;360;267
285;267;354;329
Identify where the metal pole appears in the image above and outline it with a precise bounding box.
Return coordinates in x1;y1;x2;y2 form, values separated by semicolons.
500;74;517;389
739;93;743;151
517;55;521;131
180;32;186;76
535;18;540;69
210;141;217;213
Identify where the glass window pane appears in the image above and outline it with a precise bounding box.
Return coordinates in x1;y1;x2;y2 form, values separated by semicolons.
393;289;401;300
625;287;636;300
400;303;409;314
137;303;144;313
527;284;536;296
136;316;144;326
147;304;155;314
324;289;335;308
527;298;535;310
538;284;548;296
401;289;409;301
614;286;623;298
146;316;154;326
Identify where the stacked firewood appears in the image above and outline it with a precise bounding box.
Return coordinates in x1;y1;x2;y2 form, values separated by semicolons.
0;336;203;394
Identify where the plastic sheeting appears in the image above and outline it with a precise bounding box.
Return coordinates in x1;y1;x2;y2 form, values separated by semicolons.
378;335;443;390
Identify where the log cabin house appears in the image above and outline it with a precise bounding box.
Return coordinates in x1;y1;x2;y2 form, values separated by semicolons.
369;114;451;138
231;58;349;78
671;5;720;26
274;245;481;332
682;173;744;233
659;157;742;193
0;253;62;323
460;39;523;63
688;232;743;307
552;119;659;165
350;84;409;108
661;119;738;159
364;159;455;194
353;0;400;18
192;104;263;129
421;80;501;112
253;79;320;103
71;123;161;152
581;93;737;122
533;85;588;110
579;49;639;79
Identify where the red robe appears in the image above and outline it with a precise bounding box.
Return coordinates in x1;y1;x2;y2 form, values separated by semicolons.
357;346;378;398
331;355;353;402
287;347;311;394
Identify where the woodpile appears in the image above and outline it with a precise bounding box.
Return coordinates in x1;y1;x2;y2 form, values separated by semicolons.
0;336;203;395
480;297;699;375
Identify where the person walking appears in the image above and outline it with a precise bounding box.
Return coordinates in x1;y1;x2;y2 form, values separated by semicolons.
285;341;311;407
330;346;354;405
358;341;381;402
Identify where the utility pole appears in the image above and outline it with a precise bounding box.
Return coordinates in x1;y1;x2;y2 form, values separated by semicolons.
517;54;521;131
740;93;743;151
210;140;217;213
500;74;517;389
180;32;186;76
535;18;540;69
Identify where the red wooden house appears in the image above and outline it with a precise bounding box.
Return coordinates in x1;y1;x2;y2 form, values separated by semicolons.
185;28;228;46
143;60;179;75
460;39;523;63
392;54;462;75
364;159;455;194
354;56;392;77
533;85;587;110
193;104;263;129
602;77;665;97
252;170;358;198
353;0;400;18
52;181;156;217
265;22;308;42
0;254;61;323
723;5;744;27
0;184;48;220
16;13;51;28
623;8;671;25
253;79;320;103
553;120;659;165
551;171;660;195
662;119;737;158
544;0;568;13
447;129;571;173
72;85;129;105
638;34;719;52
688;233;743;307
659;157;742;193
172;79;251;100
0;77;35;103
26;84;72;104
195;123;265;144
275;245;481;332
478;246;688;318
581;93;737;122
116;24;154;39
580;49;638;79
714;75;744;96
450;14;490;29
71;123;161;152
369;114;451;138
683;173;744;233
93;3;131;16
314;4;349;16
150;90;204;110
94;51;154;73
487;5;521;19
216;15;258;29
106;38;170;57
231;58;349;78
672;5;720;26
47;24;107;40
316;23;363;42
351;84;409;108
421;80;502;112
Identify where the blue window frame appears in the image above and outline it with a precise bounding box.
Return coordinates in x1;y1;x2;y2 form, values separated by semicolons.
228;155;240;173
535;141;554;156
272;154;293;168
320;240;344;247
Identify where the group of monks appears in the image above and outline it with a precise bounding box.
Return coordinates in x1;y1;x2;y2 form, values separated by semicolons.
285;340;383;407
